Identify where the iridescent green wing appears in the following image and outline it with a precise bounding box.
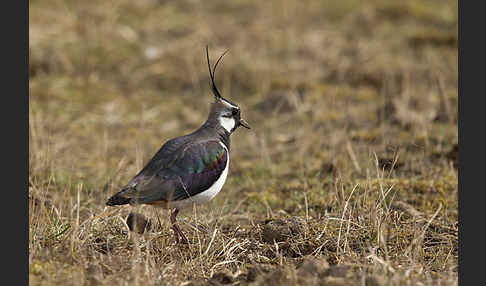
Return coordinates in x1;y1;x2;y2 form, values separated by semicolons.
110;140;228;204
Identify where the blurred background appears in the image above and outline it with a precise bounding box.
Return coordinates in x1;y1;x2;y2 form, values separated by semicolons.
29;0;458;188
29;0;458;284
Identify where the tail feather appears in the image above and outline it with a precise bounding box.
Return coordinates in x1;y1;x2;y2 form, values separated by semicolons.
106;193;131;206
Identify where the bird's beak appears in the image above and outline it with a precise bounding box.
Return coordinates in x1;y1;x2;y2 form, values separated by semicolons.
239;118;251;129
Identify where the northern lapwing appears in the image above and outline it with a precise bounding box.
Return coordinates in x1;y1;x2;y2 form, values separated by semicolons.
106;46;250;244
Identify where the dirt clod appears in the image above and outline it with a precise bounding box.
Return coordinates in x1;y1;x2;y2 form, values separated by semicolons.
378;157;404;170
126;212;151;234
209;271;234;285
262;217;306;243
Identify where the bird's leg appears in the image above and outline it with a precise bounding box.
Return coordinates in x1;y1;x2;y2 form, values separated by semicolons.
170;208;180;243
170;208;189;244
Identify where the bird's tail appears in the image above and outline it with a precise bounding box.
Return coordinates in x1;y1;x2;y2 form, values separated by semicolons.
106;192;131;206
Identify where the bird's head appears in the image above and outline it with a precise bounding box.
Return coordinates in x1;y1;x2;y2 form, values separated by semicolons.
206;46;251;134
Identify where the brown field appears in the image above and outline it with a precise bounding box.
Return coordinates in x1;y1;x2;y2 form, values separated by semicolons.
29;0;458;285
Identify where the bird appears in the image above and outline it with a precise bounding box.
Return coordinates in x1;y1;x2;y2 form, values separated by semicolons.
106;46;251;244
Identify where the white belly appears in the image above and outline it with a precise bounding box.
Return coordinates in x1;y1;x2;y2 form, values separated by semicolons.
170;142;229;209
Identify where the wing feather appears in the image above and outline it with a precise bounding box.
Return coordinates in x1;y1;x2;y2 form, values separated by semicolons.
107;140;228;205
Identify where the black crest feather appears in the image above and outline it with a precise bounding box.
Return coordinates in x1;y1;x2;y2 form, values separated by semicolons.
206;45;229;100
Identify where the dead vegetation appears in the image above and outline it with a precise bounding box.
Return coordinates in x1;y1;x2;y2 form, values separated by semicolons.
30;0;457;285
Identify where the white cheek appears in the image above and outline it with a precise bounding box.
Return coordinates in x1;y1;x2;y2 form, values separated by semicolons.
219;117;236;133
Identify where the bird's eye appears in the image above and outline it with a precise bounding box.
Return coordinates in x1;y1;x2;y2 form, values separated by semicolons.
232;108;239;116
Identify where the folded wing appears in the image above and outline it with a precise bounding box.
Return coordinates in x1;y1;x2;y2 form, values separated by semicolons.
106;140;228;205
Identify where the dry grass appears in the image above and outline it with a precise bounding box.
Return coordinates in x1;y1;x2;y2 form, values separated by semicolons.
29;0;458;285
